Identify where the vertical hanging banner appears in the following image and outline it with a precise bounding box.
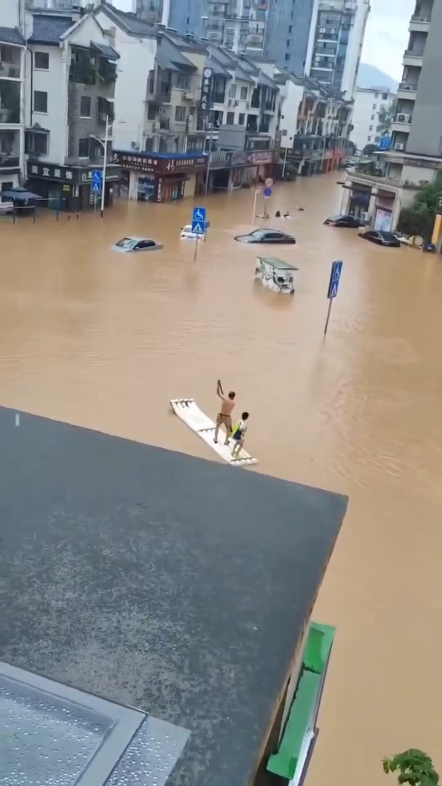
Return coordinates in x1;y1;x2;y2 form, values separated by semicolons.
200;67;213;119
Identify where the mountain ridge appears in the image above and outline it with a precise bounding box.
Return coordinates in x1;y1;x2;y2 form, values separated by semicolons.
357;63;398;91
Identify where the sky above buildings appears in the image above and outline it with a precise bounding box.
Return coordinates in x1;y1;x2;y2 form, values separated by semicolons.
113;0;414;81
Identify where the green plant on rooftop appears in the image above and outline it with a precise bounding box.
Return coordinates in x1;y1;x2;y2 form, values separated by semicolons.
383;750;440;786
397;181;440;241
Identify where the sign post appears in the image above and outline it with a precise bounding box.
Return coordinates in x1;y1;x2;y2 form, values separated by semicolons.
252;188;261;225
324;260;343;336
263;185;272;219
192;206;207;260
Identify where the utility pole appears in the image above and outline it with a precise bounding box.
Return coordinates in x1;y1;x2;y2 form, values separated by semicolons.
204;123;213;197
101;113;109;218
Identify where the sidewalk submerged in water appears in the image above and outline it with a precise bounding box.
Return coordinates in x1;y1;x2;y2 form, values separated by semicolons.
0;406;348;786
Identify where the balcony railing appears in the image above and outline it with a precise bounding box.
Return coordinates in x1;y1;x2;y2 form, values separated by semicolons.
0;63;21;79
411;14;430;22
0;155;19;169
399;81;418;91
404;48;424;57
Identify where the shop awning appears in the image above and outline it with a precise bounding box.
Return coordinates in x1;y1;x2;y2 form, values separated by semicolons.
2;187;43;202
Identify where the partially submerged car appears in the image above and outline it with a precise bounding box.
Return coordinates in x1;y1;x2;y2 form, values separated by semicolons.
235;229;296;244
112;236;163;253
180;221;210;239
360;230;400;247
324;214;365;228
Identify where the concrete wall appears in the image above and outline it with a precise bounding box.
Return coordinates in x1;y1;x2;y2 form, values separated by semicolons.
95;9;157;151
264;0;315;73
279;80;304;148
407;1;442;156
27;44;68;164
168;0;205;37
401;163;437;185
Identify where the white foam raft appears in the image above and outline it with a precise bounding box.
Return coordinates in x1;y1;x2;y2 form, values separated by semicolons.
170;398;258;468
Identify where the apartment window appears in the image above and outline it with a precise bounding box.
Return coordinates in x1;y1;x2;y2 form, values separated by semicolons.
229;84;237;98
288;24;292;32
240;86;248;100
375;92;379;98
374;136;380;142
176;74;190;90
80;96;91;118
147;103;156;120
371;114;375;120
33;90;47;113
285;53;290;60
226;111;235;124
369;125;373;131
286;39;291;47
372;104;377;109
238;113;245;125
78;138;89;158
175;105;186;122
382;92;388;100
367;135;371;141
34;51;49;70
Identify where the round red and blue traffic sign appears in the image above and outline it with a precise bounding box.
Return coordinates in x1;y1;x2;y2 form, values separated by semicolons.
263;187;272;198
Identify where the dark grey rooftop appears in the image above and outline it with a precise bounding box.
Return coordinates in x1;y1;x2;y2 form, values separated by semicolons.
99;2;156;37
1;407;347;786
156;34;196;73
28;14;74;44
0;26;26;46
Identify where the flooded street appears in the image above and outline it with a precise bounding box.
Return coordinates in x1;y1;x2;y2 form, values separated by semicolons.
1;173;442;782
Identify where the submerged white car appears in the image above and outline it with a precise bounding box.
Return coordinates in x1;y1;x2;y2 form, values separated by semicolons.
112;236;163;253
180;222;210;239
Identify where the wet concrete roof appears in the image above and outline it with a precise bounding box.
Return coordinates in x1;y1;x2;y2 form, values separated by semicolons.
1;407;347;786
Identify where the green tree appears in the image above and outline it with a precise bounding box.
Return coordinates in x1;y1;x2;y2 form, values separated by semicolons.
397;181;440;241
383;750;439;786
377;98;398;137
363;143;378;155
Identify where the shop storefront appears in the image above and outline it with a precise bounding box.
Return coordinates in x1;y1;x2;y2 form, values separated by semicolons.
26;161;120;212
207;149;276;194
112;151;207;203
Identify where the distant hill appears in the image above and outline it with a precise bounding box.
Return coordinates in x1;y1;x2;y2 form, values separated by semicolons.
357;63;398;92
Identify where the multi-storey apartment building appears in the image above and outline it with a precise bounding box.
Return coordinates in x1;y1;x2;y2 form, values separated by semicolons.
305;0;369;99
350;86;395;152
0;23;26;192
25;8;120;210
168;0;267;56
343;0;440;232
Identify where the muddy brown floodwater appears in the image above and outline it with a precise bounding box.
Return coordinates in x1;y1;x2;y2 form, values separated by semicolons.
1;173;442;783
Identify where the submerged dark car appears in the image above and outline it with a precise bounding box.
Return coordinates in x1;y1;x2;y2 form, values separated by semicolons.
234;229;296;244
360;230;401;247
324;214;365;228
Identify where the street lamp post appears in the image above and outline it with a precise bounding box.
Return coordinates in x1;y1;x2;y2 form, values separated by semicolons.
90;112;110;218
282;146;288;179
204;122;214;197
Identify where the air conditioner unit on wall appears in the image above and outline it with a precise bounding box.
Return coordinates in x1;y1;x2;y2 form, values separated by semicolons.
131;141;140;149
395;142;405;151
397;113;411;123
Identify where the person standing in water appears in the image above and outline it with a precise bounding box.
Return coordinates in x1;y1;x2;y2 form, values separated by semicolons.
231;412;250;458
214;380;235;444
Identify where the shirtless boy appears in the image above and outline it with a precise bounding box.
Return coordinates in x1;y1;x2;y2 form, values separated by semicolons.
214;380;235;445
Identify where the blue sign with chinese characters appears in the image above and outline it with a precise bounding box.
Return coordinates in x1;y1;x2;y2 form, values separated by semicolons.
327;260;343;299
192;205;207;235
92;169;103;193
